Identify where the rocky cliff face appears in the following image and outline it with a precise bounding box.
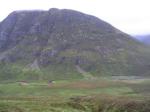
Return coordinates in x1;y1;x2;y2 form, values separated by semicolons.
0;8;150;81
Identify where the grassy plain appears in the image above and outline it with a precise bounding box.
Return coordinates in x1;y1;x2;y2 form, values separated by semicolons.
0;77;150;112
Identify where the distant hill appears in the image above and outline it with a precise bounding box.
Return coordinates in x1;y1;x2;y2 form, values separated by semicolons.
135;35;150;45
0;8;150;81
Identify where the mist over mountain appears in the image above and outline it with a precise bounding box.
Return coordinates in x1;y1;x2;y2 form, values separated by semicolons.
0;8;150;81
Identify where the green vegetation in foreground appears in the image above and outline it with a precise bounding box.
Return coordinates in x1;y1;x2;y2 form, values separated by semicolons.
0;96;150;112
0;78;150;112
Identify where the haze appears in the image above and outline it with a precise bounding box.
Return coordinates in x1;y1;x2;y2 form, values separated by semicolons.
0;0;150;35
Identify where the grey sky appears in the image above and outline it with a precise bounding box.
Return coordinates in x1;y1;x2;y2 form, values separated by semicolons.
0;0;149;35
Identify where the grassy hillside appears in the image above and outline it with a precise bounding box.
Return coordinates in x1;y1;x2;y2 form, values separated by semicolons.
0;9;150;81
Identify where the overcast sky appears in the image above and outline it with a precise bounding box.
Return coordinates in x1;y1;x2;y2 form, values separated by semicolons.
0;0;149;35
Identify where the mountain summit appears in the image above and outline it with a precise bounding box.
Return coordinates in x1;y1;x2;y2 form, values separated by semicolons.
0;8;150;80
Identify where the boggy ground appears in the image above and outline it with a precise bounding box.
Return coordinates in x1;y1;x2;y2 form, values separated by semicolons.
0;77;150;112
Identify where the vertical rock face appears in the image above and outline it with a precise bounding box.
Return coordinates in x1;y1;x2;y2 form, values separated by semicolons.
0;8;150;80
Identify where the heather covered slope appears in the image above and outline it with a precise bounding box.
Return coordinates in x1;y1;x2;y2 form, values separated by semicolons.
0;8;150;81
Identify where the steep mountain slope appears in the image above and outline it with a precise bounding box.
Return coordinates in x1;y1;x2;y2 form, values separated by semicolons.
0;8;150;81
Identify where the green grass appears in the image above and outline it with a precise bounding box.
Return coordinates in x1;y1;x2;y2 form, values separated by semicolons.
0;78;149;112
0;79;134;97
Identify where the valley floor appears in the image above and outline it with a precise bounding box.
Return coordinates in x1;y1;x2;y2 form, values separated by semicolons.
0;76;150;112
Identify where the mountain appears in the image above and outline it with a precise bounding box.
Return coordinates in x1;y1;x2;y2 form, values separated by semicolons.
135;35;150;45
0;8;150;81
